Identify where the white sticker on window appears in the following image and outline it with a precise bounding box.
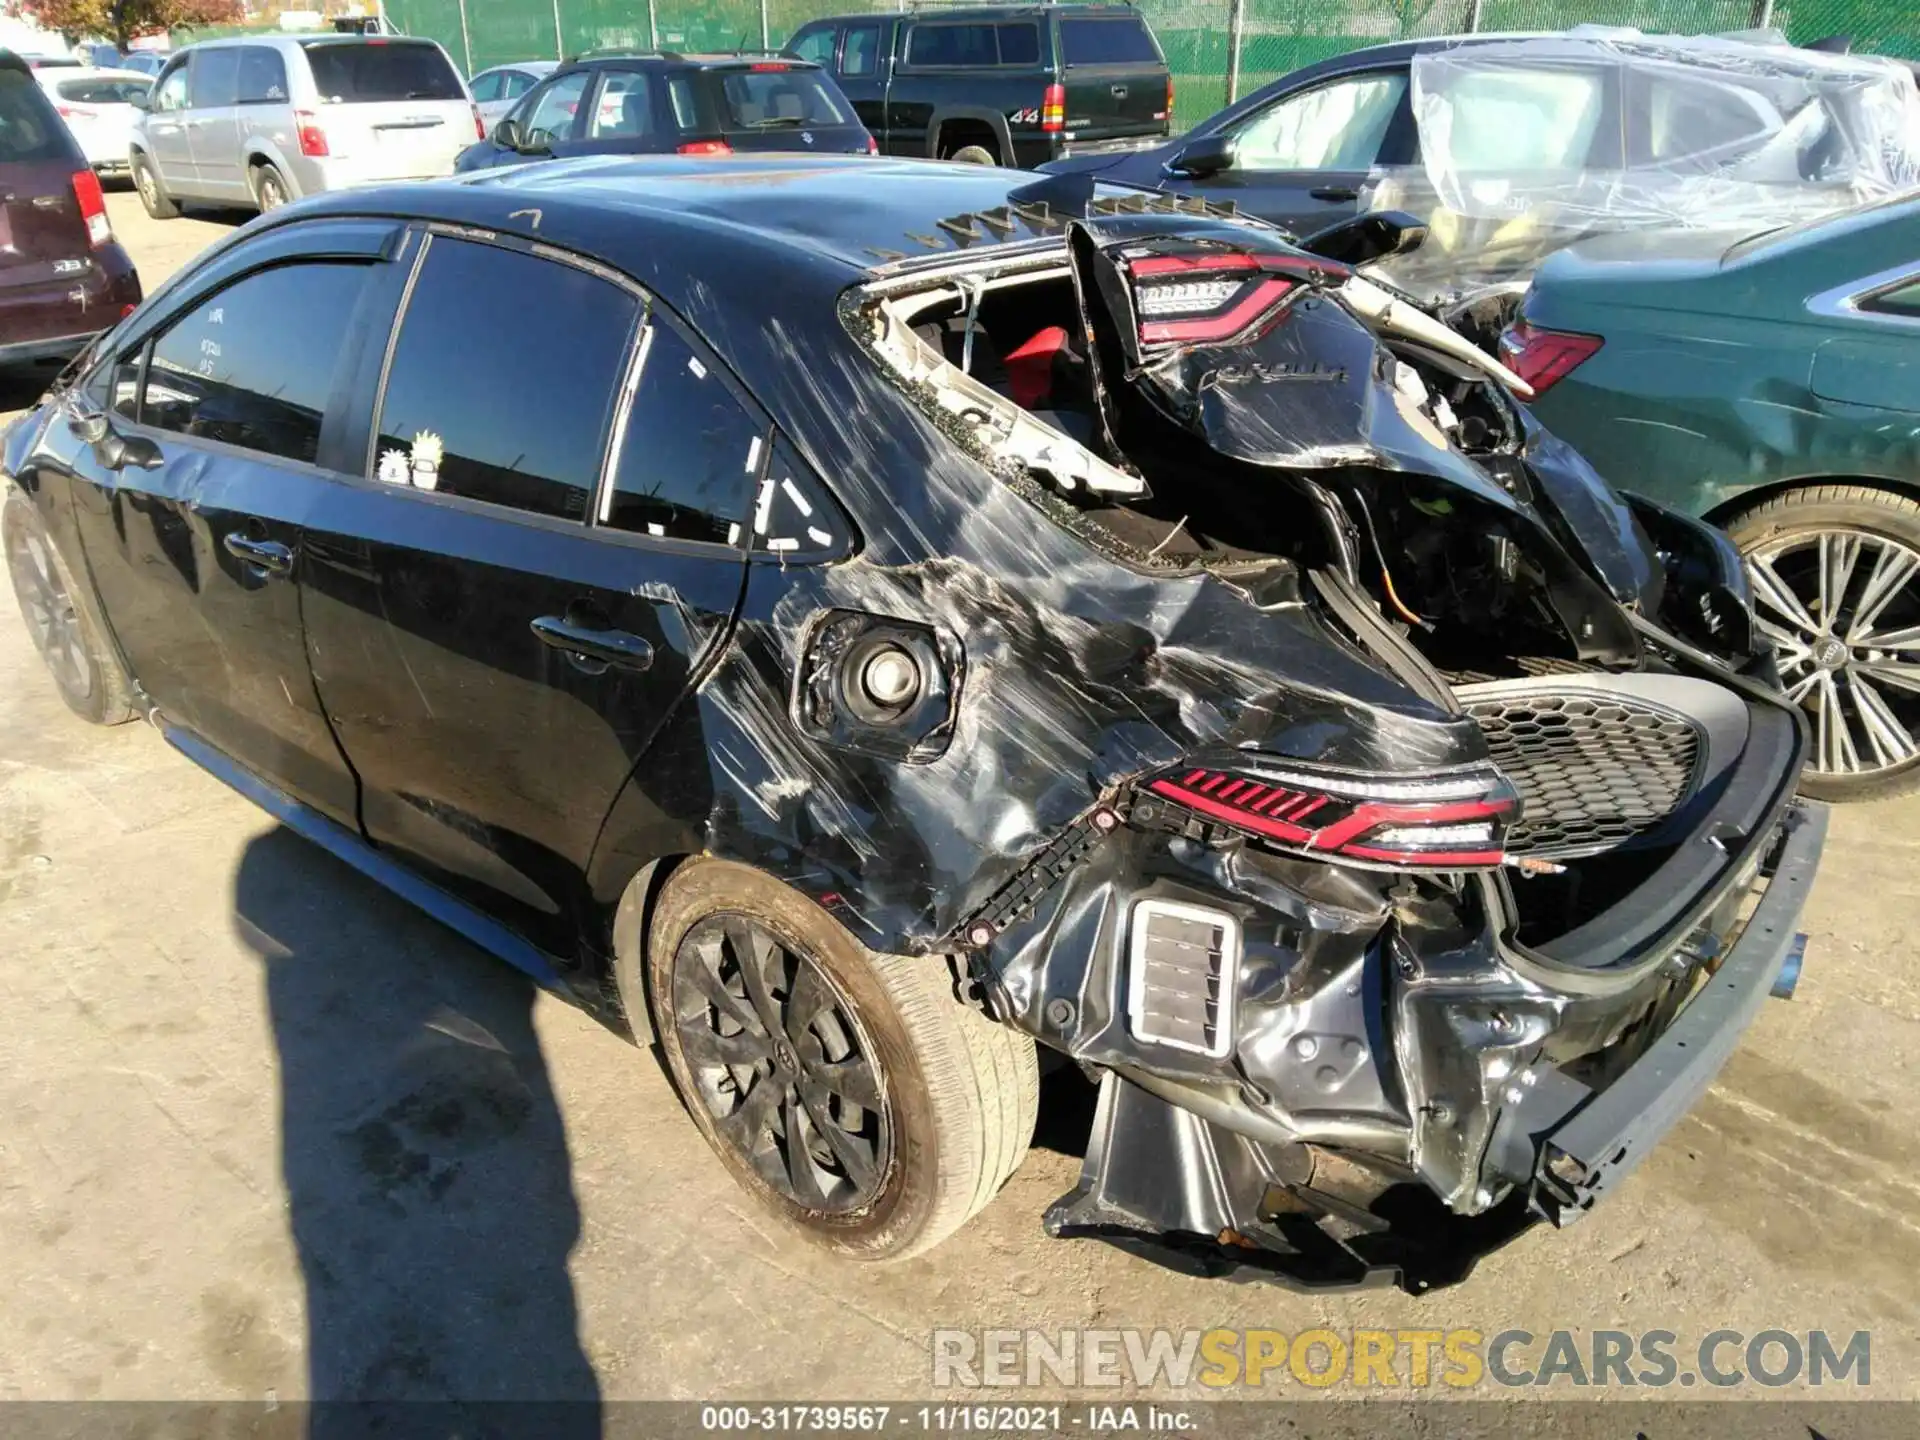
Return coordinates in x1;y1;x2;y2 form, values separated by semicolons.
753;477;775;536
807;526;833;547
780;476;812;517
744;435;762;473
688;356;707;379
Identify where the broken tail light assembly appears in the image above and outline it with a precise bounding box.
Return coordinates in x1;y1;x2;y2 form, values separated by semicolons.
1498;320;1603;396
1135;759;1521;869
1128;252;1327;347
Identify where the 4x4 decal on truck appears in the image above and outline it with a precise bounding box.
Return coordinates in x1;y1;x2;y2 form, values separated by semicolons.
1008;106;1040;125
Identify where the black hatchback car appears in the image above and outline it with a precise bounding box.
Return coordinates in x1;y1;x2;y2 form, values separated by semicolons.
2;157;1823;1286
455;52;874;171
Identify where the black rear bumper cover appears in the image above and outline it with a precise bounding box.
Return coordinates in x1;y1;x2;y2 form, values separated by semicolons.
1493;798;1827;1225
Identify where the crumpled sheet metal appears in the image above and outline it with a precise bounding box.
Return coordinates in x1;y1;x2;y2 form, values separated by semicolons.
1366;32;1920;302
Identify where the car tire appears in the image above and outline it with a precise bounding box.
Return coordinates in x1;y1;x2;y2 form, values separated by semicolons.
1727;483;1920;802
252;163;290;214
131;153;178;220
947;144;998;166
633;858;1038;1262
3;488;134;727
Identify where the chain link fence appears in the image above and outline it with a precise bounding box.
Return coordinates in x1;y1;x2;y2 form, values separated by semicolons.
373;0;1915;132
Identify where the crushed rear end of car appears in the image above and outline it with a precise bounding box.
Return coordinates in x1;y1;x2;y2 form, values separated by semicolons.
840;191;1822;1290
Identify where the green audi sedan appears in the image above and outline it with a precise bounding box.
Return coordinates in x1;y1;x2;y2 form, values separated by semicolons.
1507;193;1920;802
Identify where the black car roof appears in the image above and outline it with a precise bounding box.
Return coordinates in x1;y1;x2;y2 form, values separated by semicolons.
304;155;1111;282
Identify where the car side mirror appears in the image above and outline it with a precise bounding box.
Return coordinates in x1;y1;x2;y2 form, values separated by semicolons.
127;89;151;111
1168;132;1234;178
491;117;522;150
1297;209;1430;266
67;406;161;472
521;125;557;155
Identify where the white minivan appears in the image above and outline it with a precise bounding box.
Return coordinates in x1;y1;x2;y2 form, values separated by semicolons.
129;34;480;218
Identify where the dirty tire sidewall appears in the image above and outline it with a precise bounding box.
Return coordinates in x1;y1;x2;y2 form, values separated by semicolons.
3;488;134;726
133;154;178;219
1728;482;1920;803
634;858;1038;1263
254;165;289;213
948;144;998;166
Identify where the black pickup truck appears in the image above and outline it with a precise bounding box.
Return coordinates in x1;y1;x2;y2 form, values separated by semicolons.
785;4;1170;169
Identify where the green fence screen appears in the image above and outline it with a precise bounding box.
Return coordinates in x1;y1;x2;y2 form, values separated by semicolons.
350;0;1918;133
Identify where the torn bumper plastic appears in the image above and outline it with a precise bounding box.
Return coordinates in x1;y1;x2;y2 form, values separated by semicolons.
1041;800;1824;1292
1495;799;1826;1226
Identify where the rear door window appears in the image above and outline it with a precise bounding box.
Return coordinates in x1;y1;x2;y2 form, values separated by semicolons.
906;24;998;68
237;47;289;104
842;24;881;78
501;70;537;99
469;70;503;102
1429;67;1605;170
719;68;851;129
190;48;240;109
301;40;463;103
372;237;639;521
139;261;371;465
996;23;1040;67
1059;17;1159;65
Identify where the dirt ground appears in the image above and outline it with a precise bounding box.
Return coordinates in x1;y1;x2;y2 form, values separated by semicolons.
1;192;1917;1412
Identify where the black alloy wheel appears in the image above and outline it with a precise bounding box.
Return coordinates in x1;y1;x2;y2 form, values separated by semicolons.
668;913;890;1213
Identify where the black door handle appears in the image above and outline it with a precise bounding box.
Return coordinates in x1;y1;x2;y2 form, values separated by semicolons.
1309;185;1360;202
531;615;654;672
223;532;293;576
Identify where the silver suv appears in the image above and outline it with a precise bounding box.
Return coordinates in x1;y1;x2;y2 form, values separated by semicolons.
129;35;478;218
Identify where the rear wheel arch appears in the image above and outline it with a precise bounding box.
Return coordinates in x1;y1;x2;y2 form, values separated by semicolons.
929;109;1008;164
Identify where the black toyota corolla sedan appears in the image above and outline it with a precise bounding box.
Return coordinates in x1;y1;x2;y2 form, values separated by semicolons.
1;156;1824;1289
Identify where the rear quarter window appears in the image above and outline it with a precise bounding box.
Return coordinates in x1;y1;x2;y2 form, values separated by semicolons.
301;40;463;103
0;69;71;162
1059;17;1161;66
906;24;1001;68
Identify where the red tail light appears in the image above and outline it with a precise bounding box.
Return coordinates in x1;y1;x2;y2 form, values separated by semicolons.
677;139;733;156
1498;320;1602;396
866;134;879;154
1141;760;1520;869
295;110;329;157
749;62;791;72
471;104;486;140
1161;74;1173;122
1042;82;1065;134
70;169;110;248
1128;251;1334;346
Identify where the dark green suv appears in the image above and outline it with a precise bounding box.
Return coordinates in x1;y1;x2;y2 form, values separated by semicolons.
785;4;1169;168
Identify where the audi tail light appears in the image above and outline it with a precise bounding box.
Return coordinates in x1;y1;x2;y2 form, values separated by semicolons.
677;139;733;156
1498;320;1602;396
1042;82;1066;133
71;169;110;248
1128;251;1331;347
1139;759;1520;869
